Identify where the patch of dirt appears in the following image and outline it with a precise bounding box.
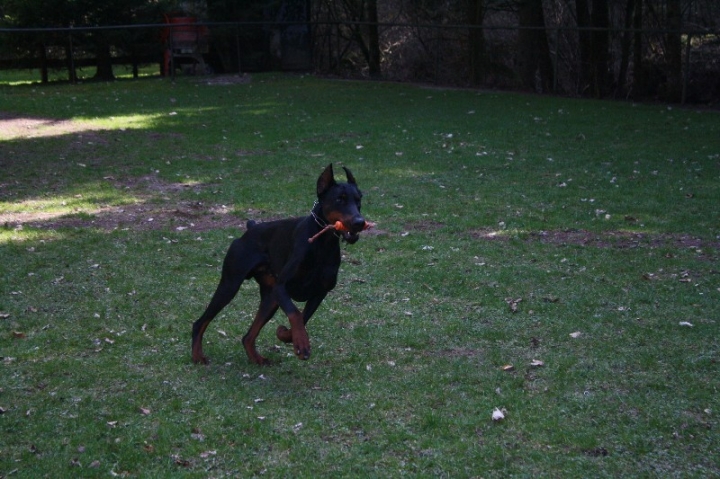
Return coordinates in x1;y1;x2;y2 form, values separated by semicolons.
0;112;98;140
14;201;247;233
404;220;445;232
1;174;252;233
471;228;720;253
199;74;252;86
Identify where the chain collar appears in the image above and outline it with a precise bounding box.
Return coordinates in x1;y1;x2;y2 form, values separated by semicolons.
310;200;343;240
310;200;327;228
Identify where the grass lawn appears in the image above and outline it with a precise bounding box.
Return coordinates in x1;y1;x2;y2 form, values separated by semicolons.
1;72;719;477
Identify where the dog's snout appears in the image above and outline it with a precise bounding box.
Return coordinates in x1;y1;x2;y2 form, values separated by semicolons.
351;216;366;232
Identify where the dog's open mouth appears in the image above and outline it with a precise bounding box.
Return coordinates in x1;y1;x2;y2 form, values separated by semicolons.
342;231;361;243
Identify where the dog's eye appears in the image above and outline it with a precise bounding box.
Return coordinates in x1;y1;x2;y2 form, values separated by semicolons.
336;195;346;204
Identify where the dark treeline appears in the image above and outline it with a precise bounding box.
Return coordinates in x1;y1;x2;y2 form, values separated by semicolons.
1;0;718;102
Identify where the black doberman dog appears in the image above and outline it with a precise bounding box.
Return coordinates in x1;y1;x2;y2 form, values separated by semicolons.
191;164;367;365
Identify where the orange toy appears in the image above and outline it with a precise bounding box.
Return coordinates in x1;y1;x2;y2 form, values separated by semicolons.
308;220;375;243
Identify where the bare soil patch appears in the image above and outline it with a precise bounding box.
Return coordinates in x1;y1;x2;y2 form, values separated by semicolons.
2;174;249;233
0;112;97;140
471;228;720;253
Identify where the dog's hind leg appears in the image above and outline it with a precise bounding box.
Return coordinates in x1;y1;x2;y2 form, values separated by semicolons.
191;242;257;364
191;275;243;364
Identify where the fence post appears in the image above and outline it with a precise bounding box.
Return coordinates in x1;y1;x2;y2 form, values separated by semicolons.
553;28;559;93
682;33;691;105
170;23;176;81
68;28;76;84
236;25;242;73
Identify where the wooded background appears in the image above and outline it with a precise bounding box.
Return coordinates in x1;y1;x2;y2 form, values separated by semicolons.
1;0;718;103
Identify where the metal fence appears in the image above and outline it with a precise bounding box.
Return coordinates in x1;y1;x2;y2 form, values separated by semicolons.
1;21;718;104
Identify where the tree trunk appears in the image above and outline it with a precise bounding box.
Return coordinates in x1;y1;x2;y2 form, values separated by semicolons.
365;0;381;78
93;35;115;81
576;0;609;97
665;0;682;101
617;0;636;96
590;0;609;96
518;0;553;92
467;0;485;85
39;43;49;84
575;0;592;94
632;0;644;98
65;40;77;84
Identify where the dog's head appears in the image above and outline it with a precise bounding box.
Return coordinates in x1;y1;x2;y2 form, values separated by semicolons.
316;164;365;244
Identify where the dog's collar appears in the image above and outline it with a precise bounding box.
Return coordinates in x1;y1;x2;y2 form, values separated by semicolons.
310;200;328;228
310;200;343;240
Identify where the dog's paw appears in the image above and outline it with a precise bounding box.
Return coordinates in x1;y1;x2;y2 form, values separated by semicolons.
192;354;209;365
276;325;293;343
291;329;311;360
251;355;271;366
295;345;311;360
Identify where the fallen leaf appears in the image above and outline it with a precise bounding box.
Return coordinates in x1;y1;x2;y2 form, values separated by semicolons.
0;312;9;319
501;364;515;372
678;321;693;327
530;359;544;367
492;408;505;421
569;331;582;338
200;450;217;458
505;297;522;313
139;407;151;415
12;331;26;339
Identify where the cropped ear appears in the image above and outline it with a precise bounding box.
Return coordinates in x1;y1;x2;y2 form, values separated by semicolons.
342;166;357;185
317;164;336;196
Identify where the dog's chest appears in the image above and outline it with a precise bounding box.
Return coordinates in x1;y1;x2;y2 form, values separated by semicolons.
286;251;340;301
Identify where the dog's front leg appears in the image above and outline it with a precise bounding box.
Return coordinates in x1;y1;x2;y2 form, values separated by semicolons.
276;292;327;344
274;285;311;360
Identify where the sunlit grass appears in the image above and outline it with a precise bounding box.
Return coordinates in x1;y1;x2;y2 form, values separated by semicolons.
0;226;68;244
0;181;142;230
0;65;160;86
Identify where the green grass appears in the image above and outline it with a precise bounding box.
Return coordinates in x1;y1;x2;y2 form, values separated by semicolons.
1;73;719;477
0;65;161;86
